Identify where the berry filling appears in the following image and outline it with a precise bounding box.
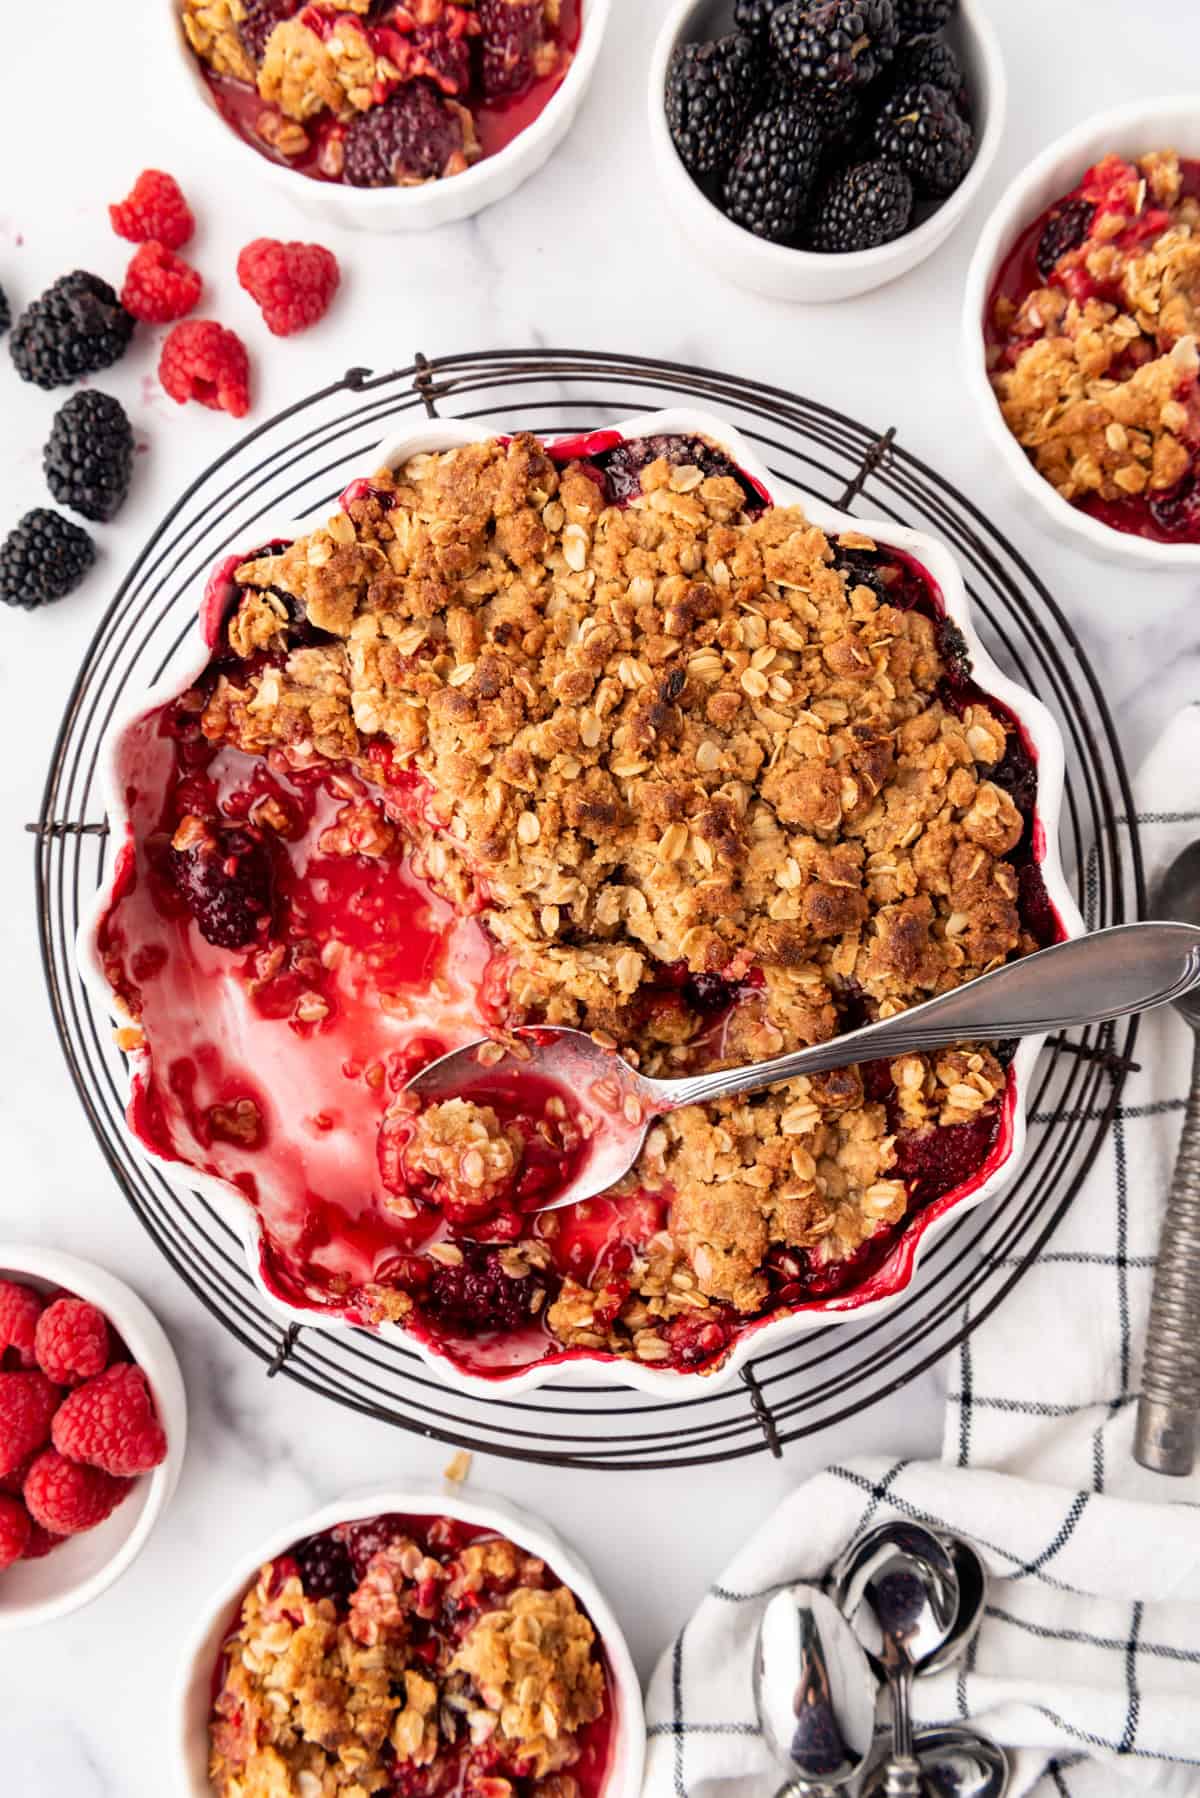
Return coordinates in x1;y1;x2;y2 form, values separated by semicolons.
99;431;1060;1379
180;0;581;187
209;1511;616;1797
987;150;1200;544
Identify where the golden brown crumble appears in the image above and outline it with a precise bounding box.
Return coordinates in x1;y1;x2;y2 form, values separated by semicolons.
990;150;1200;505
181;0;256;84
209;1530;607;1796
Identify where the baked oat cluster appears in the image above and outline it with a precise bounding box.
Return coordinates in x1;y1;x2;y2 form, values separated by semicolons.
191;429;1038;1366
181;0;571;185
209;1515;609;1795
989;150;1200;524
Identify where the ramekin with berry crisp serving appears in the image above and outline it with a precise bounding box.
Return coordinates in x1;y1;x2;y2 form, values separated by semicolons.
170;0;611;230
80;407;1083;1398
175;1486;644;1797
965;97;1200;573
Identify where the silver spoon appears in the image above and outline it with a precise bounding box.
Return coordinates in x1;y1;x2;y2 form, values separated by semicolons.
919;1534;989;1679
860;1726;1010;1798
833;1523;960;1798
1136;844;1200;1474
406;921;1200;1216
754;1585;877;1796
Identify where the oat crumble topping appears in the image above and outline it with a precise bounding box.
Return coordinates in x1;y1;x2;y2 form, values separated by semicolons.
209;1517;609;1795
989;150;1200;512
167;429;1045;1368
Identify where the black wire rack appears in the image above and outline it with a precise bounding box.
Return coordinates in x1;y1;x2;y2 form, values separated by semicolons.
32;349;1145;1471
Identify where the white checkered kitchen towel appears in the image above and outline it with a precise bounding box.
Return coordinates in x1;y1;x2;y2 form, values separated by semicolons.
644;707;1200;1797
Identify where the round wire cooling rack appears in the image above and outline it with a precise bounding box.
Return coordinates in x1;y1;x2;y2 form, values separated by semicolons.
33;348;1146;1471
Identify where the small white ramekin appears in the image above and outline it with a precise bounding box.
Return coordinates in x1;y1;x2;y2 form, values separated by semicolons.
0;1245;187;1632
647;0;1007;303
963;95;1200;574
165;0;611;232
173;1484;645;1798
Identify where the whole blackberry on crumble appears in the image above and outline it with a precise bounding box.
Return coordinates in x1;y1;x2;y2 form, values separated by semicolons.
889;37;969;114
664;33;761;178
871;81;973;197
477;0;548;98
1035;197;1096;281
343;83;466;186
10;271;135;390
892;0;956;37
809;156;913;249
724;104;824;242
1;509;95;609
168;825;274;949
0;284;9;336
597;434;761;508
734;0;791;35
43;392;134;524
238;0;297;61
769;0;898;90
294;1530;354;1604
421;1243;550;1336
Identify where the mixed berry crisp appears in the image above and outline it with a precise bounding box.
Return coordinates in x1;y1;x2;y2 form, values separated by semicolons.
180;0;580;186
99;429;1060;1378
208;1512;614;1794
987;150;1200;543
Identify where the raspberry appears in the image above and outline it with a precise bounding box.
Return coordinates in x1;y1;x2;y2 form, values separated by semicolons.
0;1460;30;1495
0;1373;61;1478
23;1450;130;1536
52;1364;167;1477
236;238;340;337
168;822;274;949
0;1496;31;1569
159;320;251;418
121;241;202;324
0;1281;44;1370
109;169;195;251
22;1521;64;1560
34;1298;111;1386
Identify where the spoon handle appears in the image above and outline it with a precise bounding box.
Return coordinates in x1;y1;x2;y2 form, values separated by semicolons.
882;1668;922;1798
1135;1035;1200;1475
656;923;1200;1112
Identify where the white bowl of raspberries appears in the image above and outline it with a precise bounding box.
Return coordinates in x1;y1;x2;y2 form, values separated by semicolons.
650;0;1006;301
0;1245;186;1629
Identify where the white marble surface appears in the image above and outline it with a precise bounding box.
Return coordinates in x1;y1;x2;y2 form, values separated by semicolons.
1;1;1198;1790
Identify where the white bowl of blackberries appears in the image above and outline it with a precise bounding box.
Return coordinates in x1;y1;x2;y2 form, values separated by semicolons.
649;0;1006;302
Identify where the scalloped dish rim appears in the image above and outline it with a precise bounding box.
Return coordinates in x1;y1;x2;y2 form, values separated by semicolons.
76;405;1086;1399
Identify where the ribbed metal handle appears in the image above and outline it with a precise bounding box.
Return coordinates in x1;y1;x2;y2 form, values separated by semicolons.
1136;1036;1200;1475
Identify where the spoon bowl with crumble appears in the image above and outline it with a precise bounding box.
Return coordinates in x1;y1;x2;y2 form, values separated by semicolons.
405;921;1200;1220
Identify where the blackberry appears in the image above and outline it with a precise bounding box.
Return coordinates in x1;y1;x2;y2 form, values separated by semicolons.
0;284;9;336
733;0;790;35
889;37;969;114
1035;196;1096;281
412;20;472;95
43;392;134;524
294;1530;354;1605
597;433;761;509
871;80;973;197
769;0;898;91
768;73;863;153
478;0;547;97
343;83;465;186
10;271;135;390
892;0;955;37
421;1242;550;1336
664;33;761;178
341;1515;405;1580
237;0;296;60
168;824;274;949
724;103;824;243
1148;472;1200;542
0;509;95;609
809;156;913;250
